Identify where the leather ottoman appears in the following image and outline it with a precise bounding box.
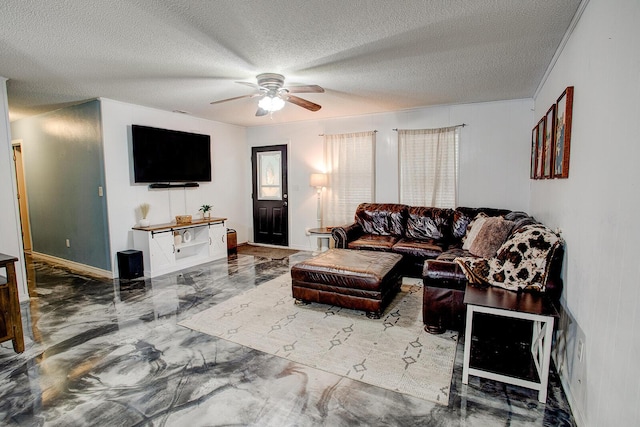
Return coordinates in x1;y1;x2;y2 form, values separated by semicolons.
291;249;403;318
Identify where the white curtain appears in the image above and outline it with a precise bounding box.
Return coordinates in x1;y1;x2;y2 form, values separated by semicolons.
324;131;375;226
399;126;459;208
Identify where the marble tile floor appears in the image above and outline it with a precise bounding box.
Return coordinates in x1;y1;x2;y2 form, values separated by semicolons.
0;252;576;426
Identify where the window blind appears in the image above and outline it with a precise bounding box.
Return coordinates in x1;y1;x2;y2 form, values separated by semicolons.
324;131;376;226
398;126;459;208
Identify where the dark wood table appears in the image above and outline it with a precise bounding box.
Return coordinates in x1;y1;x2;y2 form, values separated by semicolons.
0;253;25;353
462;284;558;403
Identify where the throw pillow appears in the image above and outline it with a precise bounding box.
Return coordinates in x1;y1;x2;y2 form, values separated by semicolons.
462;213;488;250
469;216;514;258
455;224;563;292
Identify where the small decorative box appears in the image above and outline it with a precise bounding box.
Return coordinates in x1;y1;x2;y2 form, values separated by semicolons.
175;215;192;224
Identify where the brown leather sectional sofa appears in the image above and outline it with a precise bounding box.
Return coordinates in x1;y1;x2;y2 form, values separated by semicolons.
331;203;564;333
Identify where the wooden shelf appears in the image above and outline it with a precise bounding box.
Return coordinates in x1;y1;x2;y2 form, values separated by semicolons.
132;217;227;232
176;240;209;250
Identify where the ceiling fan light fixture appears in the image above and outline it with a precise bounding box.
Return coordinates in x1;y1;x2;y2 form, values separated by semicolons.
258;95;285;112
210;72;323;114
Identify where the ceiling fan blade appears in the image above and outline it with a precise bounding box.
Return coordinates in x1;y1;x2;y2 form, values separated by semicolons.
286;95;322;112
284;85;325;94
255;107;269;117
236;81;261;89
210;93;258;105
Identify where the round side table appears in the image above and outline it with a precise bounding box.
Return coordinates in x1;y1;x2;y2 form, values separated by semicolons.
308;227;334;253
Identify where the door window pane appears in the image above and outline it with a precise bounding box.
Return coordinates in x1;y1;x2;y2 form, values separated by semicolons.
257;151;282;200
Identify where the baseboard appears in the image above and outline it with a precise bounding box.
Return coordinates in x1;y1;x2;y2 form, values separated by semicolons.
552;316;586;427
31;252;113;279
557;368;586;427
246;242;304;251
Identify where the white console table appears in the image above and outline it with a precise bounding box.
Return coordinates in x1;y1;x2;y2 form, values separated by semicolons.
132;217;227;278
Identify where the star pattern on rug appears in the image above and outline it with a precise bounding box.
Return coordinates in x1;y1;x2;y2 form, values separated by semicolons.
353;359;367;373
410;339;423;348
403;356;417;369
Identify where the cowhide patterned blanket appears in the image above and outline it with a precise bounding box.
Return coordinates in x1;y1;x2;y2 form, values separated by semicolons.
455;224;563;292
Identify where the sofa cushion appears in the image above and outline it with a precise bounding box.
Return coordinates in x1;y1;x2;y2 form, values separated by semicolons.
355;203;408;236
436;247;472;262
505;211;538;233
392;238;446;258
455;224;563;293
462;213;488;250
452;207;512;240
348;234;399;251
405;207;454;241
469;216;514;258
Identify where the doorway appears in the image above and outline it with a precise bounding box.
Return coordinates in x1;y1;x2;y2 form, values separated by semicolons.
251;145;289;246
12;142;32;252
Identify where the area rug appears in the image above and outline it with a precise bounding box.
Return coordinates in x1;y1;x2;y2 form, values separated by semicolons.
179;274;458;404
236;244;299;260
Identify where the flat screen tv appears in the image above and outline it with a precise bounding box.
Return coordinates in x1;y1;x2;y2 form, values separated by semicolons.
132;125;211;183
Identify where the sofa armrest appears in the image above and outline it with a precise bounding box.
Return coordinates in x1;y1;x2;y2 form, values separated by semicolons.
422;259;469;333
331;223;364;248
422;259;467;292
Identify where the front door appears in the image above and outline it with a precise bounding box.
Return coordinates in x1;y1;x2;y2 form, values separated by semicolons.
251;145;288;246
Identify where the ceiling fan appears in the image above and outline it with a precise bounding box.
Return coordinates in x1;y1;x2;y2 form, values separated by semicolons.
210;73;324;116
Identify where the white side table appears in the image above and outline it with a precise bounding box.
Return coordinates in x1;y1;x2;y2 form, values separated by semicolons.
462;284;558;403
308;227;333;253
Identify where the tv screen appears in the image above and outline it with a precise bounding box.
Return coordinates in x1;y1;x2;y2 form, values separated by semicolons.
132;125;211;183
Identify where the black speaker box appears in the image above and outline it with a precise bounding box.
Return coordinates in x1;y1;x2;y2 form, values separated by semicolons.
117;250;143;280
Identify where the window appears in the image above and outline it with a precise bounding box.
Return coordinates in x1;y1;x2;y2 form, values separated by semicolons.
398;126;460;208
324;131;376;226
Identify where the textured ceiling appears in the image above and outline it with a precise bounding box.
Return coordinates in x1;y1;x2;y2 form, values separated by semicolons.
0;0;581;127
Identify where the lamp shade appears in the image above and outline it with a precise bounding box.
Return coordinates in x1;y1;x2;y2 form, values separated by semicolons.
310;173;328;188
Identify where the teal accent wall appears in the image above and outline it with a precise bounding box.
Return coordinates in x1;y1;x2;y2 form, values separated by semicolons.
11;100;111;271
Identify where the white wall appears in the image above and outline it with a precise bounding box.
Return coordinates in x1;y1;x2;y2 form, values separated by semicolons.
0;78;27;300
247;99;533;251
100;99;248;276
532;0;640;425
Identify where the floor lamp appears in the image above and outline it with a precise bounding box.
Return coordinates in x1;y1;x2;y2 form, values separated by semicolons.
310;173;328;228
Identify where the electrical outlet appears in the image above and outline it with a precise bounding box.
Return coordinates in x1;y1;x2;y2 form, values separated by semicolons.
305;227;311;236
577;339;584;362
66;239;70;248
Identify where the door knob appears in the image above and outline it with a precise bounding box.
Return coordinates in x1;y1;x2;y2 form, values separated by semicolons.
283;201;288;207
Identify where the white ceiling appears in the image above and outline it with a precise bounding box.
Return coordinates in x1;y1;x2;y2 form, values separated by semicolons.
0;0;581;127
